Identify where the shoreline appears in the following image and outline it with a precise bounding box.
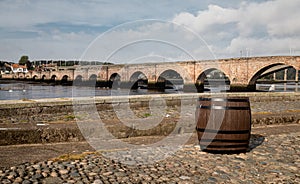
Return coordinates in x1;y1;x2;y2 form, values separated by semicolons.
0;92;299;146
1;91;300;102
0;92;299;183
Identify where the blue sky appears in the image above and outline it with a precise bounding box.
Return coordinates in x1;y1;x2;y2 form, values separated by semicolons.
0;0;299;63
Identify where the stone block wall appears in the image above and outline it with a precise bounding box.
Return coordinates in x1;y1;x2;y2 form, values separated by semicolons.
0;92;300;124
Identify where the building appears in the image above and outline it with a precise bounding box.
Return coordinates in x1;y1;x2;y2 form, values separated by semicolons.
11;64;28;73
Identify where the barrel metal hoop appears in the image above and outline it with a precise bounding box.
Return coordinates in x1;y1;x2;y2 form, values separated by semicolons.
198;105;250;110
200;144;249;148
198;97;249;102
196;127;250;134
199;139;249;143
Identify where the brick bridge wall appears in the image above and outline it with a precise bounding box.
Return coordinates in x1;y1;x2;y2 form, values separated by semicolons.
3;56;300;90
102;56;300;89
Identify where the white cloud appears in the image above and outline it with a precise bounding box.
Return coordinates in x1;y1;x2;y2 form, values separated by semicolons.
237;0;300;37
0;0;222;30
172;0;300;58
0;0;299;62
0;0;222;62
227;37;300;56
81;20;215;63
173;5;238;33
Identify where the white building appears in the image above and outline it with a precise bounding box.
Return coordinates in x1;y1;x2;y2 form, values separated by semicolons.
11;64;28;73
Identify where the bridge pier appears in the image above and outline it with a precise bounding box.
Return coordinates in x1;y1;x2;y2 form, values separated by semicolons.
284;69;288;91
230;84;256;92
194;82;204;93
296;70;299;92
156;81;166;91
147;80;166;91
147;81;156;90
183;83;197;93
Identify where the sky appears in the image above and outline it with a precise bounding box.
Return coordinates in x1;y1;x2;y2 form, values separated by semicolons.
0;0;300;63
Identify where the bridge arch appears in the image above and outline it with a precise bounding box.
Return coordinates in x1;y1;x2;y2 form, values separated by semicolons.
61;75;69;84
51;75;57;81
18;74;24;79
73;75;83;86
85;74;98;86
41;75;46;81
248;63;294;86
157;69;184;90
75;75;83;82
89;74;97;81
33;75;38;81
109;73;121;88
129;71;148;89
196;68;230;92
61;75;68;80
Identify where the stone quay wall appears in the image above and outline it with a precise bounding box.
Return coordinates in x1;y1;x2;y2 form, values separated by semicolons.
0;92;299;124
0;92;299;145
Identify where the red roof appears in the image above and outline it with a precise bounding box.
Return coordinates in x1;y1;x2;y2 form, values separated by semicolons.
12;64;19;68
11;64;27;69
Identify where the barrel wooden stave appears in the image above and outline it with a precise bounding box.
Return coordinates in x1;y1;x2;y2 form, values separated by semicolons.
196;97;251;153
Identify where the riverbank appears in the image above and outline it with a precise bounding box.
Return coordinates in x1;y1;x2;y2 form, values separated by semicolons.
0;92;299;183
0;92;300;145
1;92;300;124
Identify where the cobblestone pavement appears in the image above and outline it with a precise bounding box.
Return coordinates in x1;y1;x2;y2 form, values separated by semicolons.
0;126;299;184
1;97;299;183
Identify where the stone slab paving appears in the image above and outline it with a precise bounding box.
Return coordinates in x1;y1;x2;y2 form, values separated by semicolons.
251;100;300;113
98;99;300;120
0;128;299;183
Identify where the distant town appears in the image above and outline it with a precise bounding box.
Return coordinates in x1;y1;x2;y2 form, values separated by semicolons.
0;55;113;75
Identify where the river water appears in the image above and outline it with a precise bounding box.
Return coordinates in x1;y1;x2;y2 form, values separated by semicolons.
256;83;299;92
0;80;183;100
0;80;299;100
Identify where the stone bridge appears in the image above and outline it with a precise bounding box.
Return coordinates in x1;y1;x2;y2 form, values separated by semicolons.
4;56;300;91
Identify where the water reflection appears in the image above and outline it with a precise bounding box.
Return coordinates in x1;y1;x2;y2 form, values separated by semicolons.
0;80;184;100
1;80;299;100
256;83;299;92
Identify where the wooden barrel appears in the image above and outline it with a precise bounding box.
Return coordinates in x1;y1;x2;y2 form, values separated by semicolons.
196;97;251;153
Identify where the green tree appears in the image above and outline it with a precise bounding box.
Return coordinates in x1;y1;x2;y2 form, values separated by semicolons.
19;55;29;65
